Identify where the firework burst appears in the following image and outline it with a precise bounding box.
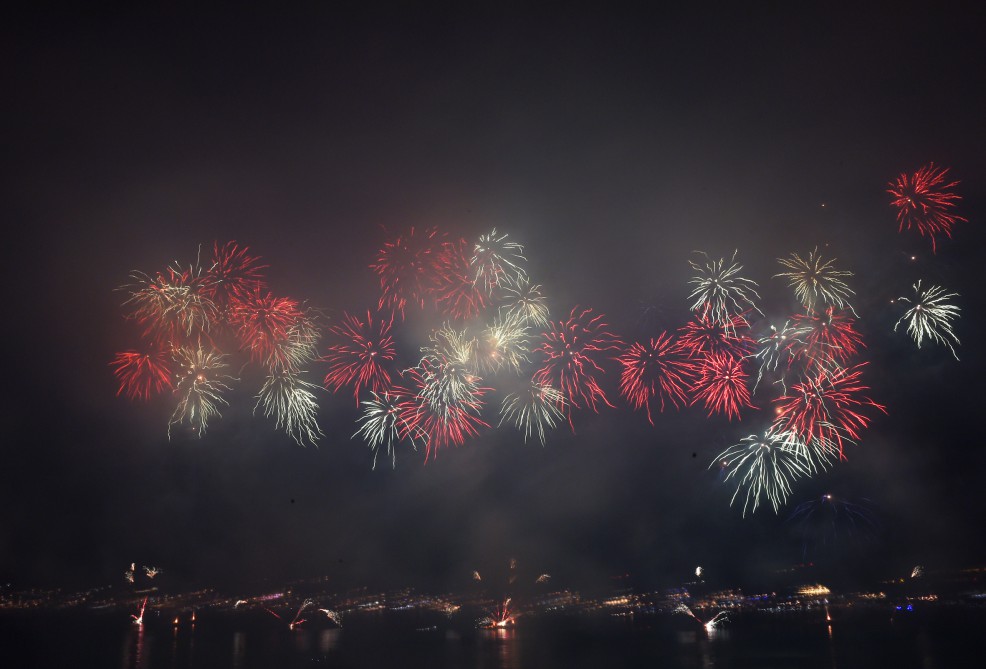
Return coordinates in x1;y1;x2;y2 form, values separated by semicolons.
534;307;622;418
433;239;489;321
124;264;219;343
677;312;756;359
371;226;448;316
748;320;810;393
888;163;967;252
499;381;567;445
168;344;235;438
687;250;762;328
204;241;267;307
111;349;174;400
792;306;865;372
894;280;960;359
471;228;527;295
713;428;815;516
617;333;695;424
499;275;549;327
772;363;885;460
322;311;396;404
775;249;856;314
475;315;529;374
229;291;309;371
690;352;755;420
353;387;424;468
254;370;324;447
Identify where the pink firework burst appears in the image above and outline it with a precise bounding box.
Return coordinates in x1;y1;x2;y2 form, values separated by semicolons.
230;291;307;370
111;349;174;400
690;352;754;420
617;333;696;424
432;238;489;321
534;307;622;417
370;226;448;316
205;241;268;306
677;312;756;359
322;311;396;404
791;306;865;372
888;163;967;253
773;363;886;460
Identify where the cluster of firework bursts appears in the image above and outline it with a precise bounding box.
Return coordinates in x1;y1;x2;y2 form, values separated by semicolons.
113;165;968;515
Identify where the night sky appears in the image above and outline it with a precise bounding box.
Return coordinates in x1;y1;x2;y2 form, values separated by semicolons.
4;4;985;592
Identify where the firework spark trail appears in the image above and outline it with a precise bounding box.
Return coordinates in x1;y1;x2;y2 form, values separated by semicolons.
143;566;161;579
894;280;961;359
476;315;530;374
289;599;316;630
125;562;135;584
713;428;816;516
687;250;763;329
792;306;865;372
534;307;622;422
204;241;268;307
319;609;343;627
111;349;174;400
617;334;696;424
471;228;527;295
775;248;856;315
499;275;549;327
371;226;448;316
677;313;756;360
168;344;235;438
888;163;967;252
132;597;148;625
322;311;396;404
254;370;324;447
433;238;489;321
690;352;755;421
772;363;886;460
748;320;811;393
477;598;515;629
353;388;425;469
499;381;567;445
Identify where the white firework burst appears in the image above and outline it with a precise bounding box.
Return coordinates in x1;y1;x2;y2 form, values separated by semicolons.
471;228;527;294
499;382;567;445
499;274;549;327
893;280;960;359
775;248;856;314
254;370;323;447
687;250;762;330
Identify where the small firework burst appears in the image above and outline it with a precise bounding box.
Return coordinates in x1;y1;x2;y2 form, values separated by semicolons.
775;248;856;314
748;320;811;393
433;239;489;321
124;264;219;343
713;427;815;516
617;334;695;424
254;370;324;447
894;280;960;359
690;352;755;420
499;381;567;445
888;163;967;252
470;228;527;294
168;344;235;438
204;241;268;306
229;291;309;370
353;387;424;468
499;274;549;327
792;306;865;372
476;315;529;374
687;250;762;329
322;311;397;404
111;349;174;400
677;312;756;359
371;226;448;316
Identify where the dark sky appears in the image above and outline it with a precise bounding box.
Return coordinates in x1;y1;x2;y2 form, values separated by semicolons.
3;4;985;592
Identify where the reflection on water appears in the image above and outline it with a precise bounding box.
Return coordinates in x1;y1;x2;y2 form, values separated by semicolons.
318;629;340;654
231;631;246;669
482;626;520;669
121;624;148;669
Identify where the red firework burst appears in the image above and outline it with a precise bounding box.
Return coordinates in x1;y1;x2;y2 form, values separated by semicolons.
205;241;267;306
229;290;307;370
690;352;754;420
888;163;967;252
617;333;696;424
534;307;622;417
792;306;864;371
677;312;755;359
432;238;489;321
322;311;396;404
773;362;886;460
370;226;448;316
111;349;174;400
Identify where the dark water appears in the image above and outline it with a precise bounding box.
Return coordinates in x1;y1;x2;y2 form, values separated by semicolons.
3;608;983;668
